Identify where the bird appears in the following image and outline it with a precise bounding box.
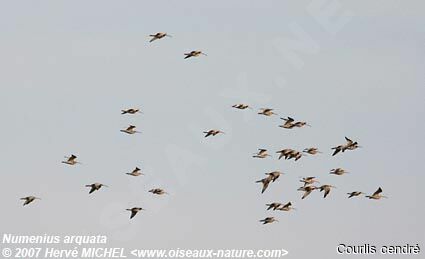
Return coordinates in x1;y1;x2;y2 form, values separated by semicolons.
330;168;349;176
298;185;318;199
126;167;143;176
149;188;168;195
258;108;277;116
265;202;282;211
279;117;296;129
366;187;387;200
62;154;81;165
266;171;283;182
21;196;41;206
256;177;272;194
332;137;360;156
232;104;252;110
85;183;108;194
120;125;140;134
184;50;207;59
121;108;141;115
277;202;296;212
126;207;144;219
276;149;294;160
347;191;364;198
203;129;225;138
259;217;278;225
253;149;271;158
303;148;321;155
319;185;336;198
149;32;171;42
293;121;311;128
300;177;319;186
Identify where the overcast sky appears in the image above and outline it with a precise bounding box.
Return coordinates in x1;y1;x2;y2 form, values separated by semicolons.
0;0;424;258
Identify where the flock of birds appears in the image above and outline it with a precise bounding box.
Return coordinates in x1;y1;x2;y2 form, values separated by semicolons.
227;105;387;225
20;32;387;223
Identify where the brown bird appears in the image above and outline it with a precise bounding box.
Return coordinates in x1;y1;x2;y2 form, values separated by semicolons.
85;183;108;194
256;177;272;194
319;185;336;198
277;202;296;212
279;117;296;129
253;149;271;158
366;187;387;200
21;196;41;206
300;177;319;186
330;168;349;176
266;171;283;182
62;154;81;166
232;104;252;110
184;50;207;59
298;185;318;199
258;108;277;116
120;125;140;134
126;167;143;176
259;217;278;225
121;108;141;114
332;137;360;156
149;32;172;42
276;149;294;160
149;188;168;195
265;202;282;211
293;121;311;128
203;129;225;138
303;148;321;155
126;207;144;219
347;191;364;198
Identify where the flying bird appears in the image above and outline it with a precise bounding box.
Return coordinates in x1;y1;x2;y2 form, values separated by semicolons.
120;125;140;134
126;207;144;219
332;137;360;156
21;196;41;206
276;149;294;160
149;32;171;42
298;185;318;199
330;168;349;176
366;187;387;200
277;202;296;212
256;177;272;194
258;108;277;117
86;183;108;194
203;130;225;138
259;217;278;225
184;50;207;59
265;171;283;182
121;108;141;115
126;167;143;176
149;188;168;195
253;149;271;158
347;191;364;198
303;148;321;155
319;185;336;198
232;104;252;110
265;202;282;211
300;177;319;186
62;154;81;166
279;117;296;129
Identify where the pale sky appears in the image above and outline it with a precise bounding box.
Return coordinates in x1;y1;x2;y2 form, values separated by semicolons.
0;0;424;258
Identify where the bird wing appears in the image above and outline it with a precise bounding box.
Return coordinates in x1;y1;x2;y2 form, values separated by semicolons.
261;180;270;194
332;148;341;156
130;210;138;219
373;187;382;196
345;136;353;144
89;186;96;194
302;190;312;199
324;188;330;198
127;125;136;130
